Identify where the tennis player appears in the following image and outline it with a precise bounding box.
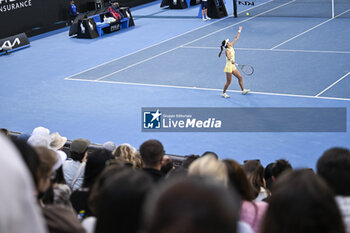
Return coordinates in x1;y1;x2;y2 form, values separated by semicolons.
218;26;250;98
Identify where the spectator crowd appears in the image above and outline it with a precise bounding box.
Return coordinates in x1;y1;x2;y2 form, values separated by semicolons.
0;126;349;233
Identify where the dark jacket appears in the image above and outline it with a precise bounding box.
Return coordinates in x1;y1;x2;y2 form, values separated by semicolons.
142;168;164;183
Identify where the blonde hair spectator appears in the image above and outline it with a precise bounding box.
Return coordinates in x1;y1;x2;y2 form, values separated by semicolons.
188;154;228;186
114;144;138;168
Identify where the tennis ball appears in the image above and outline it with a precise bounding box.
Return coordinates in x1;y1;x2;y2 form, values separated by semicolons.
246;12;250;15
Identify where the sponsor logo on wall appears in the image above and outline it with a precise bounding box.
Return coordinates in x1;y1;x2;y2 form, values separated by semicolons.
0;0;32;13
0;33;30;52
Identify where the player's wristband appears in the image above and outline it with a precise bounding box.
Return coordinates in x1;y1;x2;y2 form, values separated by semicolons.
238;30;241;33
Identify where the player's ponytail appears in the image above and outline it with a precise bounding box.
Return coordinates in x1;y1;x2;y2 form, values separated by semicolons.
218;45;223;57
218;40;226;57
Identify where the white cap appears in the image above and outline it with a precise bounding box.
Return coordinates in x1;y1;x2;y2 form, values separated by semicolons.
31;126;50;136
103;141;116;152
27;134;51;148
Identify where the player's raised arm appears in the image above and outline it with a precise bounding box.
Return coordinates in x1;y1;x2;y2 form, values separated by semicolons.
231;26;242;46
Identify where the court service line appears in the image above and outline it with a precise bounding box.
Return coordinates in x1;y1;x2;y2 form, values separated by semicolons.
66;77;350;101
64;0;273;80
181;46;350;54
315;72;350;97
270;8;350;50
95;0;295;81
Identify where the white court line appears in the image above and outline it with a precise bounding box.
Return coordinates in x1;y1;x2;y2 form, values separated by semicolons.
67;77;350;101
65;14;231;80
65;0;274;80
183;45;350;98
315;72;350;97
94;0;295;81
181;46;350;54
273;48;350;54
270;8;350;50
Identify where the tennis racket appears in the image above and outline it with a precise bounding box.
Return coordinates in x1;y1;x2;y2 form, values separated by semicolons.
236;63;254;76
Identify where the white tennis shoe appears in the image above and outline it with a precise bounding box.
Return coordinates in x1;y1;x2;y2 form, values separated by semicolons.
206;16;211;20
222;93;230;98
242;89;250;95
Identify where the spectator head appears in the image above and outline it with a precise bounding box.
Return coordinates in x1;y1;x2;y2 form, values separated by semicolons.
224;159;255;201
28;134;51;148
31;126;50;136
139;140;164;170
271;159;292;180
142;176;240;233
161;155;174;175
201;151;219;159
29;126;51;147
264;162;274;190
89;164;127;215
188;154;228;187
69;138;90;162
182;155;200;169
49;132;67;151
103;141;116;153
34;147;57;193
242;160;265;198
114;143;137;167
94;169;153;233
15;141;62;202
83;149;112;188
261;169;345;233
317;147;350;196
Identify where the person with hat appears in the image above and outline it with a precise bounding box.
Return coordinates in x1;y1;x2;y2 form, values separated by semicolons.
27;126;52;148
50;132;68;171
103;141;116;153
50;132;67;151
63;138;90;191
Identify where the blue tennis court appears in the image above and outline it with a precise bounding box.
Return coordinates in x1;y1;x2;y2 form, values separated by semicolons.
1;0;349;168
